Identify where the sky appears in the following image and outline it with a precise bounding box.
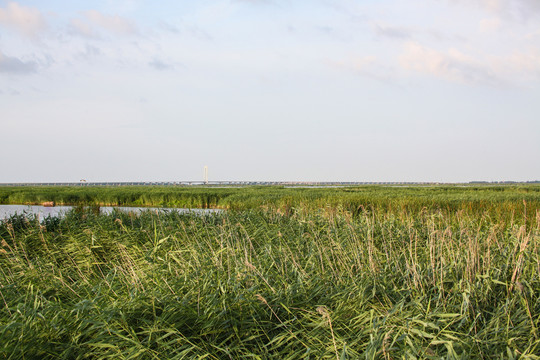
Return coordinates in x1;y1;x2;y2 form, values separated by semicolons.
1;0;539;183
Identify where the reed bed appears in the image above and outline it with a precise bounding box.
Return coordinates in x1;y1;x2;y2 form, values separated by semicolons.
1;184;539;211
1;201;539;359
1;184;539;229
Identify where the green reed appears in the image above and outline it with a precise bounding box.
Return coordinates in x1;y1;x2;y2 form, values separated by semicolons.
1;184;539;224
1;201;539;359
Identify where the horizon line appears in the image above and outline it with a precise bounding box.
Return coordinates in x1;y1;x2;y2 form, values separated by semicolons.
1;180;539;187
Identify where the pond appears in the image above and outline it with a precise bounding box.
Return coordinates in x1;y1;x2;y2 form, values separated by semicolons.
0;204;221;220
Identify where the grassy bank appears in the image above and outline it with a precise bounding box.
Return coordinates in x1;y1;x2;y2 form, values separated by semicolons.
1;201;539;358
1;184;539;221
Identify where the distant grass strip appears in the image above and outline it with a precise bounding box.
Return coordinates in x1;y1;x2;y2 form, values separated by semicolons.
0;184;539;220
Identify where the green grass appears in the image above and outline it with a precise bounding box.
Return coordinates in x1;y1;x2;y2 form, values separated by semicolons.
1;184;539;216
1;195;539;359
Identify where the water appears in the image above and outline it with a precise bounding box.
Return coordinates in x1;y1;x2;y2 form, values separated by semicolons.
0;205;221;220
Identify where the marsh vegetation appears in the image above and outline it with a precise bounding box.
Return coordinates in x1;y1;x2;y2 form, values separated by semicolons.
0;185;539;358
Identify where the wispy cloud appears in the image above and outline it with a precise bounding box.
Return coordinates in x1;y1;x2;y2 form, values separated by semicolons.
0;51;38;74
331;55;398;84
159;22;180;34
400;41;540;86
74;44;102;61
501;51;540;79
157;21;213;41
374;24;412;40
399;42;502;86
322;0;368;23
233;0;274;4
69;18;99;39
449;0;540;21
85;10;138;35
334;55;377;71
69;10;138;38
0;2;47;38
479;17;501;32
316;25;335;35
525;29;540;39
148;59;175;71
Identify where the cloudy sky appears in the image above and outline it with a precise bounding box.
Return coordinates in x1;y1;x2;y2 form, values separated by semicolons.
1;0;539;182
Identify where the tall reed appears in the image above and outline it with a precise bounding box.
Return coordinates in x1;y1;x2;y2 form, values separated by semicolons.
1;203;538;358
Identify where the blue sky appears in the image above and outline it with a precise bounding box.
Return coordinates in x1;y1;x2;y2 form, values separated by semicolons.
1;0;539;182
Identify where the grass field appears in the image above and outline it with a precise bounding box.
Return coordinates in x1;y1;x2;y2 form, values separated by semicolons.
1;184;539;215
1;185;539;358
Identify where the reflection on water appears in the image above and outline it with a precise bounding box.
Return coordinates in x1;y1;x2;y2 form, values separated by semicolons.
0;205;221;220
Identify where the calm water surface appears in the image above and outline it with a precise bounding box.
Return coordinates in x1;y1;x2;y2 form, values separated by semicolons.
0;205;221;220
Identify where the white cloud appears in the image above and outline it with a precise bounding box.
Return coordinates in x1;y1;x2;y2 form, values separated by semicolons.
500;51;540;78
471;0;503;12
525;29;540;39
159;22;180;34
148;59;174;71
74;44;102;61
0;2;47;38
449;0;540;21
335;55;377;71
69;18;99;38
399;42;501;86
399;42;540;86
104;0;142;13
233;0;274;4
0;51;37;74
85;10;138;35
331;55;398;83
374;24;413;40
479;17;501;32
69;10;138;38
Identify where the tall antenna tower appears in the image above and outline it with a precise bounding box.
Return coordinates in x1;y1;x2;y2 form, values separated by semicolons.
204;166;208;185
